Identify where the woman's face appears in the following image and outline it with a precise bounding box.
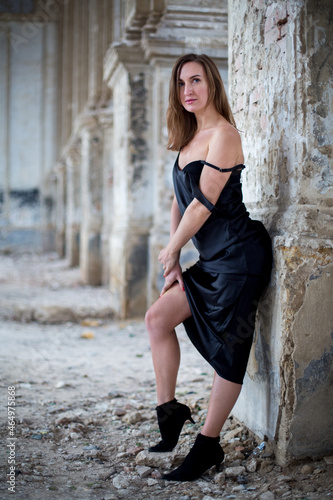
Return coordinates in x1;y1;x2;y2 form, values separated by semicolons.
178;61;210;113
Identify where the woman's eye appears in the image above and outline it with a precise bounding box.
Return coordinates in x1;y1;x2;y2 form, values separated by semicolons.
193;78;200;83
178;82;184;87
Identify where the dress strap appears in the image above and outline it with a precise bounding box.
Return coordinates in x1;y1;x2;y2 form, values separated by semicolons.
201;160;246;173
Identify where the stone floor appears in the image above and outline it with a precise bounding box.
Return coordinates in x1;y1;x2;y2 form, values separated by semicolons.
0;253;332;500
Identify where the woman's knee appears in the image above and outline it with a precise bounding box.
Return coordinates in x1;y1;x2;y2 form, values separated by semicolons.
145;302;168;337
145;304;158;333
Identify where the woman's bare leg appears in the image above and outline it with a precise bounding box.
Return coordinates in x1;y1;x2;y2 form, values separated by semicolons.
145;284;191;405
146;285;241;432
201;372;242;437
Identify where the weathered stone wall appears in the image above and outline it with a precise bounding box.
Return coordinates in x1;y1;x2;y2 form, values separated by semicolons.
56;0;113;283
0;2;59;252
229;0;333;463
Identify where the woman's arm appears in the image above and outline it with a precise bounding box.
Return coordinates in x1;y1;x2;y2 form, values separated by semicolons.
170;195;182;238
158;198;213;275
159;195;185;296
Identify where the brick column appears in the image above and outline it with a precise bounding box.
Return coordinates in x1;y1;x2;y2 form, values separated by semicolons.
229;0;333;463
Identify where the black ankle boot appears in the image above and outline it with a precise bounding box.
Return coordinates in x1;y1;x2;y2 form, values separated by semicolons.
148;398;195;453
162;433;224;481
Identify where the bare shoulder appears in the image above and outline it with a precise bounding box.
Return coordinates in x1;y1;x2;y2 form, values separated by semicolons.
206;122;243;167
210;122;241;148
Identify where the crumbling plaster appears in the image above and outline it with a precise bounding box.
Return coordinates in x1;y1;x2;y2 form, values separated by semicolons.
280;248;333;458
229;0;333;463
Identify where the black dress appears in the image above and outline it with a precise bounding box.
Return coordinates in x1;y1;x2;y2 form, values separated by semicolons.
173;156;272;384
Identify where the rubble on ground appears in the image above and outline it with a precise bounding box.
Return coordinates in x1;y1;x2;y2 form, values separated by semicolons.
0;254;332;499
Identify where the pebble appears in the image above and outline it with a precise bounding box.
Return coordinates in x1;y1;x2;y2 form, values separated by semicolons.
225;465;246;478
114;407;127;416
300;463;314;474
259;460;274;473
277;474;293;482
80;318;101;327
31;475;44;482
136;465;151;478
197;482;213;494
99;470;116;480
151;470;162;479
55;411;83;426
112;474;130;489
214;471;226;485
227;450;246;461
31;434;43;440
301;483;317;493
259;491;275;500
108;391;124;399
246;456;258;472
127;445;144;456
80;330;95;339
122;411;145;424
223;426;244;442
19;382;32;389
147;478;159;486
232;484;246;491
135;449;178;469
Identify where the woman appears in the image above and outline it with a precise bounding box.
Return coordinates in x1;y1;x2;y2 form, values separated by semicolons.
145;53;272;482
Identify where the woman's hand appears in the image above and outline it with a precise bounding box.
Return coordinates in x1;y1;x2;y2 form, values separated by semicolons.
158;246;179;277
160;261;185;296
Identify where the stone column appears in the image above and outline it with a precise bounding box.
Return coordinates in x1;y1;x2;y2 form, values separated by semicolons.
104;46;154;317
54;163;66;258
79;117;103;285
146;61;176;305
65;143;81;267
79;0;90;113
72;0;79;121
229;0;333;463
100;111;113;286
87;0;104;108
60;0;74;148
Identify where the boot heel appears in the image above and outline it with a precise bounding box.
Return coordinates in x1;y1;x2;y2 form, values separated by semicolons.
215;459;223;472
162;433;225;482
189;416;195;424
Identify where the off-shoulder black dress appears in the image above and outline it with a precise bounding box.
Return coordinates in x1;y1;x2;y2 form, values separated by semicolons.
173;156;272;384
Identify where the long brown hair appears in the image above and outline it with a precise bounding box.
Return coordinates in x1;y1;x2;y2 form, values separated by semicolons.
166;53;236;151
